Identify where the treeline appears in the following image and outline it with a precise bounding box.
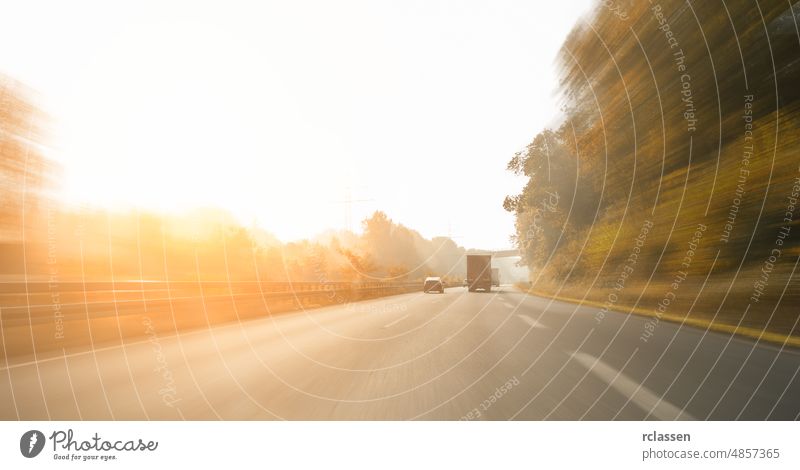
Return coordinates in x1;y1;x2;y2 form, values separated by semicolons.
505;1;800;336
0;75;58;245
5;202;467;284
0;75;465;284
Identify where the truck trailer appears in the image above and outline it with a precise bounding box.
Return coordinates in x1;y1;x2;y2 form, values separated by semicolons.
466;254;492;292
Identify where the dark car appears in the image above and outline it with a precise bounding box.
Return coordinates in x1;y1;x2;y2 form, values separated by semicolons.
423;276;445;294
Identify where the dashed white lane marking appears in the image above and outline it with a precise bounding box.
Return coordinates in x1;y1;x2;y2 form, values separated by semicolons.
516;314;548;329
382;314;410;329
503;302;515;309
571;352;695;420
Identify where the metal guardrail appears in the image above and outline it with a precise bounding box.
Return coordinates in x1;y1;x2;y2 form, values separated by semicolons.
0;280;424;294
0;280;460;359
0;280;458;323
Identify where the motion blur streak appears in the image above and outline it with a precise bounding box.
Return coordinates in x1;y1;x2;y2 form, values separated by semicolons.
3;0;800;422
505;1;800;339
2;288;798;420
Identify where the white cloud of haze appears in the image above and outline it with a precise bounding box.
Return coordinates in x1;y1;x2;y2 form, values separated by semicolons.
1;0;591;249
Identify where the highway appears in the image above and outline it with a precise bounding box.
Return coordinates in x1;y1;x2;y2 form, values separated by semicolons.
1;286;798;420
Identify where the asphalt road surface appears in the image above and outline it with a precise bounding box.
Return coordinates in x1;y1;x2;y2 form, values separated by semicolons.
1;287;798;420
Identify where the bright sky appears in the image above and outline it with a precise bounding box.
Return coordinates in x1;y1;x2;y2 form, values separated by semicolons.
2;0;591;249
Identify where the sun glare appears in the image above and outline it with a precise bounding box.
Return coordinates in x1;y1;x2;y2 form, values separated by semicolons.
58;19;324;230
8;0;592;247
